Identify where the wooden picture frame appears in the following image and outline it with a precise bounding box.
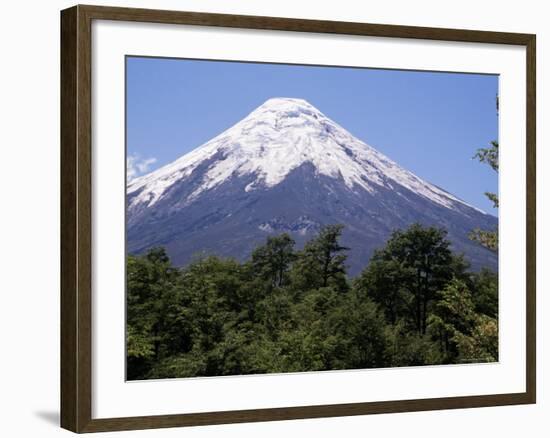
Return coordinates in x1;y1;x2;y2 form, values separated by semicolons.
61;4;536;433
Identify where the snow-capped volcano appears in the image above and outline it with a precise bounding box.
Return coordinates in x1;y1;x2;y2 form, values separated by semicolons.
127;97;497;275
128;98;480;214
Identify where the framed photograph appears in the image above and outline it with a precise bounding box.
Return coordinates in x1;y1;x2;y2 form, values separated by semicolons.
60;4;536;433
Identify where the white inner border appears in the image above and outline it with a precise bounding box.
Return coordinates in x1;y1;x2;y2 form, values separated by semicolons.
92;20;526;419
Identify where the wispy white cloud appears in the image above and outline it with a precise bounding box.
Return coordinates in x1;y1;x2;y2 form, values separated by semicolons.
127;155;157;181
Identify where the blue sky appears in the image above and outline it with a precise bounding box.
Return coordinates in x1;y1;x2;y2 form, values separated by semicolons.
127;56;498;213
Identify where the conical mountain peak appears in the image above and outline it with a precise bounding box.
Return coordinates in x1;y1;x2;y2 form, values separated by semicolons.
254;97;319;113
232;97;331;138
128;98;482;215
260;96;314;107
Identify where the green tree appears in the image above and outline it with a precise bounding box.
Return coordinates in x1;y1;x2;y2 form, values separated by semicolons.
331;289;388;369
126;247;186;379
266;286;387;372
251;233;296;288
453;315;498;363
354;257;409;325
427;278;477;361
428;278;498;363
292;224;349;292
471;268;498;318
384;321;442;367
357;223;465;335
175;256;249;377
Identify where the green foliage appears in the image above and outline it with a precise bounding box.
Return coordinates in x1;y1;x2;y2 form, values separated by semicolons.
471;268;498;318
127;224;498;380
474;140;499;172
484;192;499;209
384;322;443;367
453;315;498;363
126;247;187;380
428;278;498;363
251;233;296;288
291;224;349;292
468;228;498;252
470;139;498;251
356;224;466;335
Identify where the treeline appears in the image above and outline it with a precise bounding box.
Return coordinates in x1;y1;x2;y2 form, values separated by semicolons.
127;223;498;380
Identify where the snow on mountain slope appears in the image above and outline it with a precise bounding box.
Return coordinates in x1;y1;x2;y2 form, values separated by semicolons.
127;97;483;215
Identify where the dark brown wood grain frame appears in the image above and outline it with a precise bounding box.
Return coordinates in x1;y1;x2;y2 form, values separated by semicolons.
61;4;536;433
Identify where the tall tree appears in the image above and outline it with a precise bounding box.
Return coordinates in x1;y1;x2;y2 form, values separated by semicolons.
251;233;296;287
292;224;349;291
357;223;464;335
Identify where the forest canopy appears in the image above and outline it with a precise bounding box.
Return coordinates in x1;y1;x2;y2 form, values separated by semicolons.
127;223;498;380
